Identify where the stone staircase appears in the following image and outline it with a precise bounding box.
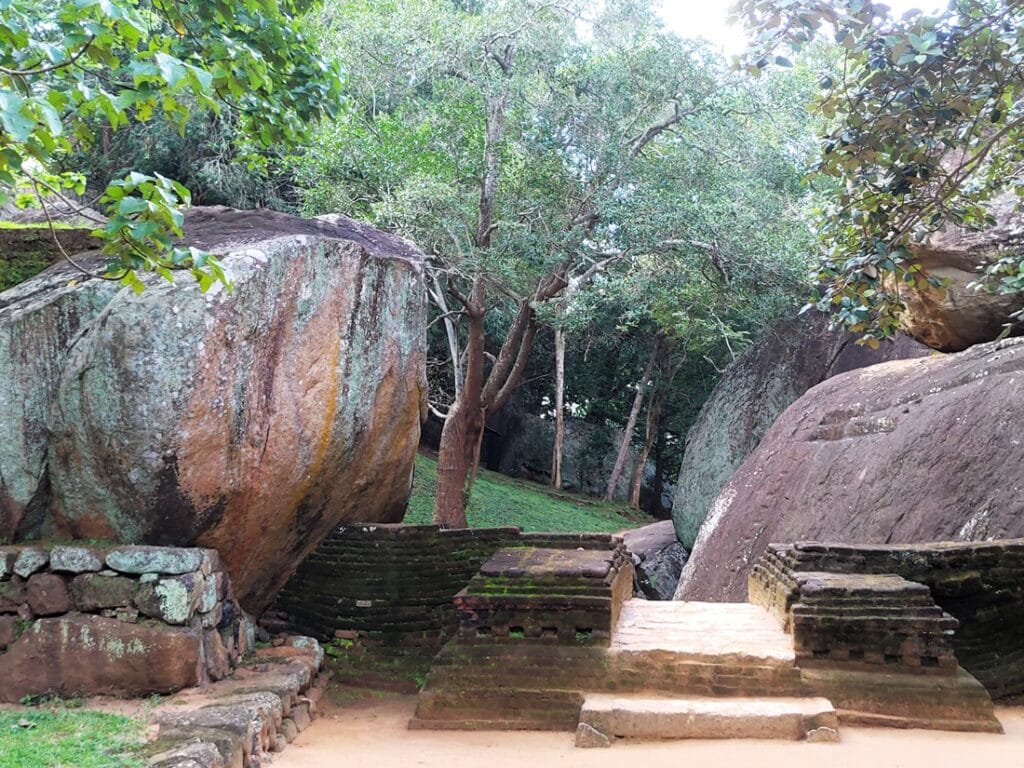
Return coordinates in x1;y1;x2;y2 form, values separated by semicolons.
575;600;840;746
411;539;1001;743
577;694;839;746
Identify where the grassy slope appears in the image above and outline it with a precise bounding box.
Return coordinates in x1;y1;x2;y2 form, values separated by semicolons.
0;709;146;768
404;453;650;532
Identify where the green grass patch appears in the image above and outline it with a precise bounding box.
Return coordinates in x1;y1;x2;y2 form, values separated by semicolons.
0;708;146;768
405;453;649;532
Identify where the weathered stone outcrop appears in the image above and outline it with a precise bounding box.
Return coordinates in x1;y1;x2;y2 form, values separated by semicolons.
621;520;687;600
676;338;1024;607
672;312;929;550
900;192;1024;352
0;207;427;611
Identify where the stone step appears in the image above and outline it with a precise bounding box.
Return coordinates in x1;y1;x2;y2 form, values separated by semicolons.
576;693;839;746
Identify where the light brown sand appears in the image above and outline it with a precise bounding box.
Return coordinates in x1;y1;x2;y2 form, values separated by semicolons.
275;697;1024;768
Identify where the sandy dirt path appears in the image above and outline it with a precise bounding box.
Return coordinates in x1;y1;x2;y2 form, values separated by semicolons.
275;696;1024;768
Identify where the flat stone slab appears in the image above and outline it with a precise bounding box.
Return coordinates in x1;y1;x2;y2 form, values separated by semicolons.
611;600;796;667
478;548;616;581
578;693;838;742
793;571;932;599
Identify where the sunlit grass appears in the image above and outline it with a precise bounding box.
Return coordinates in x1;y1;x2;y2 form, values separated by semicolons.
405;452;649;532
0;708;146;768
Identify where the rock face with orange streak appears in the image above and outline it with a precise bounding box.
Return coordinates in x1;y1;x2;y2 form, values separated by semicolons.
0;207;427;611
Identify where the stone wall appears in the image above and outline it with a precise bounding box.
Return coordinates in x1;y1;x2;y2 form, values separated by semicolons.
750;540;1024;699
269;524;636;650
0;544;252;703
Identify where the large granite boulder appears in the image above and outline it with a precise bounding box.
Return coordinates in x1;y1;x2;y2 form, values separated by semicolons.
0;206;427;611
900;192;1024;352
676;337;1024;602
672;312;929;550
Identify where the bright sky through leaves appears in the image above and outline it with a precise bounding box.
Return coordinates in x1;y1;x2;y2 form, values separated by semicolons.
657;0;947;52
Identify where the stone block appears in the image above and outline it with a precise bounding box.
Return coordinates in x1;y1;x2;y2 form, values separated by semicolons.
14;547;48;578
135;573;201;625
279;718;298;743
204;629;232;682
0;614;18;650
0;577;27;613
70;573;135;611
575;723;611;748
0;614;202;702
197;573;218;614
106;547;204;576
0;548;16;580
49;546;103;574
27;573;71;616
290;702;311;732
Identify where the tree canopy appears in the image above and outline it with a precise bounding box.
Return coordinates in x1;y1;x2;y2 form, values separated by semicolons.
293;0;818;522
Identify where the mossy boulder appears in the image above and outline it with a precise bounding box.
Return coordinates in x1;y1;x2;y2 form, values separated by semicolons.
0;207;427;612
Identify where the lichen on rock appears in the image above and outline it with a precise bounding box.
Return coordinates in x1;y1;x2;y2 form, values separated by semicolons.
0;207;428;612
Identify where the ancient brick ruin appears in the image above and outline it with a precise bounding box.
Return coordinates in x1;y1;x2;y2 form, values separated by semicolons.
751;540;1024;698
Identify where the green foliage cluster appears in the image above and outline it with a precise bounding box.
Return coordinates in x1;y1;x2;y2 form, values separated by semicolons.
405;453;647;532
295;0;819;496
0;0;341;291
735;0;1024;344
0;708;146;768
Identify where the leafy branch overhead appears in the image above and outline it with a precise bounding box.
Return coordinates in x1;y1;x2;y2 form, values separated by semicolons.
733;0;1024;344
0;0;342;291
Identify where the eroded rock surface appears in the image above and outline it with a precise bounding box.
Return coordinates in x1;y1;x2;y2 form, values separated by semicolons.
622;520;687;600
676;338;1024;602
901;192;1024;352
0;207;427;611
672;312;929;550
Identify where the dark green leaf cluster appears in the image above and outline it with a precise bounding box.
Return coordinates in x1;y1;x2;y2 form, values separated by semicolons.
735;0;1024;344
0;0;342;289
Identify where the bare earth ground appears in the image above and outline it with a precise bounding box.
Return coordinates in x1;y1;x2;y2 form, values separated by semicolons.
275;695;1024;768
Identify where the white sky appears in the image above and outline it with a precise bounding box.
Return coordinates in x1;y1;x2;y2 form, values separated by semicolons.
657;0;947;54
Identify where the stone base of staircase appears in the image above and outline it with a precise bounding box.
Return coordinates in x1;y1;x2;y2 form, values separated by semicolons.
576;694;840;746
801;667;1003;733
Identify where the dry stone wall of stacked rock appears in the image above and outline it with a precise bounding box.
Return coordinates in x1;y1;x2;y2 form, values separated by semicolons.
0;544;253;703
750;540;1024;699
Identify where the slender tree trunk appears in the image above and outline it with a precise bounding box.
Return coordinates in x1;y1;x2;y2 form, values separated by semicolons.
434;281;486;528
429;271;462;398
551;326;566;489
604;343;658;501
629;388;664;508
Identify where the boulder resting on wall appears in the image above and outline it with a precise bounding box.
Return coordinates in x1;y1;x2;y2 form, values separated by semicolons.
676;337;1024;602
0;206;427;612
672;311;929;550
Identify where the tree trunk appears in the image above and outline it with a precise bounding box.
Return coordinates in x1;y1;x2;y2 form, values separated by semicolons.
551;326;566;489
604;343;658;501
434;280;486;528
629;388;664;509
